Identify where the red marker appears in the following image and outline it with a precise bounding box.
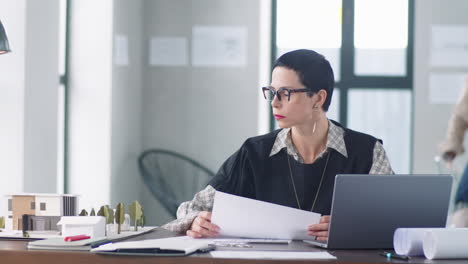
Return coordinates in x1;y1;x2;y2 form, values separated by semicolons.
64;234;91;242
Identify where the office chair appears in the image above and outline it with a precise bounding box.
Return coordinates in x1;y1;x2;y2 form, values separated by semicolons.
138;149;215;218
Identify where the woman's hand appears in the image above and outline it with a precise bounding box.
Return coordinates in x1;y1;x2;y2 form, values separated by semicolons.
307;215;330;241
187;211;220;238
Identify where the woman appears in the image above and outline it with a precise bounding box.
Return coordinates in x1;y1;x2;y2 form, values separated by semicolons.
162;49;394;240
440;76;468;227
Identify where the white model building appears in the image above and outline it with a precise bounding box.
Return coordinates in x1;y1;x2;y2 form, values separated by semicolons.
5;193;78;231
57;216;105;238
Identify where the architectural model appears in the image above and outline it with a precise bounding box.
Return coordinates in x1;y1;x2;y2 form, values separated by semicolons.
5;193;78;231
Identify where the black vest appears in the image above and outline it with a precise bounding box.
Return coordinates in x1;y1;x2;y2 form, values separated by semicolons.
209;121;379;215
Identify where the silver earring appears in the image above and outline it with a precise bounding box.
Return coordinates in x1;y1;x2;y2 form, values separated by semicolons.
313;121;317;133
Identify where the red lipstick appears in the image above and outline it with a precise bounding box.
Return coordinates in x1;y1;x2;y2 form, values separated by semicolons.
274;114;285;120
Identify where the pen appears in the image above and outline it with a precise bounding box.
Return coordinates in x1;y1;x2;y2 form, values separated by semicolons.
64;234;91;242
380;251;410;261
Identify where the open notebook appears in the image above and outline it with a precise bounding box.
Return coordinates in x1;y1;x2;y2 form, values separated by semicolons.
91;236;215;256
28;237;107;251
27;226;159;251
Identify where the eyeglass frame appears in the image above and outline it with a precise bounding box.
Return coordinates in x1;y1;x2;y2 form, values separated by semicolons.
262;86;312;102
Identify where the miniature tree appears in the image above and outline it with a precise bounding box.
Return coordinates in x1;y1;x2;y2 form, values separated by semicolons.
139;209;145;228
0;216;5;229
90;208;96;216
107;205;115;224
115;203;125;234
97;205;107;219
128;200;143;231
79;209;88;216
97;205;113;224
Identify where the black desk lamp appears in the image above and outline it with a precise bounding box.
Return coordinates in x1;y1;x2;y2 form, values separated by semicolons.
0;19;11;54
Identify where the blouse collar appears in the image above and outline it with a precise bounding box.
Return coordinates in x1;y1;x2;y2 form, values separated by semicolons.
269;120;348;163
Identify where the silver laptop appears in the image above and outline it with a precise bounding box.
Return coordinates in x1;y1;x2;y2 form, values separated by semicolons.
304;174;452;249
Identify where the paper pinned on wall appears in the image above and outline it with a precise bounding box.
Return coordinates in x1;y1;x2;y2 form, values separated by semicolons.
430;25;468;67
429;73;466;104
192;26;247;67
114;34;129;66
150;37;188;66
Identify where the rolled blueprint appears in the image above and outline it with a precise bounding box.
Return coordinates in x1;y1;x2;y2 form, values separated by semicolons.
393;228;438;256
423;228;468;260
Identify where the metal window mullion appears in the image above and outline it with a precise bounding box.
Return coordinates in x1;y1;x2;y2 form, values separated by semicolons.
407;0;415;173
63;0;71;194
339;0;355;127
269;0;278;131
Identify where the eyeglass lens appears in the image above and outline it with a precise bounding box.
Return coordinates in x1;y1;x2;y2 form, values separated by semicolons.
263;87;290;101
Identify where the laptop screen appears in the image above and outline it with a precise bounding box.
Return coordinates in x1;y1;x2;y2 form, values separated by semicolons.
325;174;452;249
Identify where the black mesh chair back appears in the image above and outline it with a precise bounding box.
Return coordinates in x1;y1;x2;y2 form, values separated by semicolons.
138;149;215;218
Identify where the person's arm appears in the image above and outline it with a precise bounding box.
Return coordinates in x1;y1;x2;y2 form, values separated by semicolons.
440;108;468;161
369;141;394;174
440;77;468;162
161;185;215;233
162;144;254;236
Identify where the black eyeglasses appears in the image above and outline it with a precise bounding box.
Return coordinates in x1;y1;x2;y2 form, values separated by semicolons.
262;86;311;102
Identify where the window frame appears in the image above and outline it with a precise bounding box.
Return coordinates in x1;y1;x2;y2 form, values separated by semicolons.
58;0;71;194
271;0;415;171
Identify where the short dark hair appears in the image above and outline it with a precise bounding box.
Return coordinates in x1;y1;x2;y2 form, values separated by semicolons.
273;49;335;111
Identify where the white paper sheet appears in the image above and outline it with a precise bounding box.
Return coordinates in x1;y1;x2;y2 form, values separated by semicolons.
192;26;247;67
429;73;466;104
211;191;321;240
149;37;188;66
431;25;468;67
210;251;336;260
200;237;291;247
423;228;468;260
114;34;129;66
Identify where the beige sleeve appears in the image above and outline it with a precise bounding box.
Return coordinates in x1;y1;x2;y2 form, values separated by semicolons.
369;141;394;174
440;77;468;156
161;185;216;233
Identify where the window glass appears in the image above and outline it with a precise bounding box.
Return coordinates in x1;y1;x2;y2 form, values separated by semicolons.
31;201;35;210
40;202;46;211
347;89;411;173
327;88;340;122
354;0;408;76
277;0;342;80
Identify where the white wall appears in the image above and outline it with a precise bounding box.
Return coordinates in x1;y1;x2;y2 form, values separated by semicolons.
0;0;61;217
0;0;26;217
413;0;468;174
35;196;61;216
68;0;145;214
139;0;264;224
110;0;144;210
23;0;60;193
68;0;113;211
